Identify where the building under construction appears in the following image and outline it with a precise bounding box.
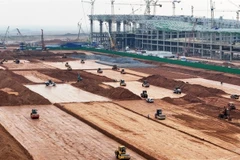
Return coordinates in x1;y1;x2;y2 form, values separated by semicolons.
89;14;240;61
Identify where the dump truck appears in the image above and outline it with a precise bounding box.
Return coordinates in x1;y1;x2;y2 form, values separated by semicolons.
45;80;56;86
142;80;150;87
30;109;39;119
155;109;166;120
141;90;148;98
120;80;126;86
115;146;131;160
97;68;103;73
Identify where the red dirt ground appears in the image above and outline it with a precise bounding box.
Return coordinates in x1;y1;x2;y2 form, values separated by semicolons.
39;69;141;100
0;71;50;106
0;124;33;160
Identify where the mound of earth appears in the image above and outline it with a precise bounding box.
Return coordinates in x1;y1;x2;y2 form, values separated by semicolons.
0;71;50;106
0;124;33;160
144;75;225;97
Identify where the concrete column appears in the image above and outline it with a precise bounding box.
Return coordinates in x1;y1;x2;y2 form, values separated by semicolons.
210;32;213;59
219;45;223;60
108;20;112;34
90;19;93;43
123;21;127;49
116;21;121;32
177;32;179;54
230;33;233;61
157;30;159;51
163;31;165;51
99;20;103;44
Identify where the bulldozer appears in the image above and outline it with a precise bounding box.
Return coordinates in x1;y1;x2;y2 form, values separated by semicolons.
30;109;39;119
141;90;148;98
115;146;131;160
142;80;150;87
120;69;126;74
45;80;56;86
97;68;103;73
65;62;72;71
155;109;166;120
218;106;232;121
120;80;126;86
112;65;119;70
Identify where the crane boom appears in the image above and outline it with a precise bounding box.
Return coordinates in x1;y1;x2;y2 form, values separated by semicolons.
2;26;10;45
105;23;115;50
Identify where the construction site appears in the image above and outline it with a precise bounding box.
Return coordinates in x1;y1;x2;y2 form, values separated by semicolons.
1;0;240;160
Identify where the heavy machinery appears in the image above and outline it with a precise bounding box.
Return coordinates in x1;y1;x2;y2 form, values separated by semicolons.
77;74;83;82
65;62;72;71
230;94;239;99
30;109;39;119
14;59;20;64
155;109;166;120
112;65;119;70
81;59;85;64
173;87;181;94
0;59;7;64
120;80;126;86
142;80;150;87
141;90;148;98
228;102;236;110
97;68;103;73
62;54;67;58
121;69;126;74
146;98;154;103
115;146;131;160
218;106;232;121
45;80;56;86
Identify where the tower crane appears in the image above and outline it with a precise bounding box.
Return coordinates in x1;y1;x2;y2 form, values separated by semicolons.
81;0;96;16
210;0;215;28
16;28;24;42
77;21;82;41
157;0;180;16
153;0;162;15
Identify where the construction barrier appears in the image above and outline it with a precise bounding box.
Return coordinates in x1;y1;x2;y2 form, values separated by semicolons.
44;47;240;74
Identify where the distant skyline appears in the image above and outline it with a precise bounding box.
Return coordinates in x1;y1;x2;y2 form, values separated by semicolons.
0;0;240;35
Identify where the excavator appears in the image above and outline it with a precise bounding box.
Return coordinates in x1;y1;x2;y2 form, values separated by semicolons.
218;106;232;121
115;146;131;160
30;109;39;119
120;80;126;86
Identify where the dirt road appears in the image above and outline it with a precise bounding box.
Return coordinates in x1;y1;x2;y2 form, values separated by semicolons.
0;105;144;160
63;102;240;160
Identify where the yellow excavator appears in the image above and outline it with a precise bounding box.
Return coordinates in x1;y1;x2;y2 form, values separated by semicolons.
115;146;131;160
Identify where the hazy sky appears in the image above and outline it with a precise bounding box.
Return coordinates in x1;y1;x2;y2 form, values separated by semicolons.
0;0;240;34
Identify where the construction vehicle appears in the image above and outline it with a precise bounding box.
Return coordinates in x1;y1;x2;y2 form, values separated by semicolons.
155;109;166;120
77;74;83;82
228;102;236;110
112;65;119;70
142;80;150;87
81;59;85;64
30;109;39;119
0;59;7;64
115;146;131;160
146;98;154;103
97;68;103;73
14;59;20;64
230;94;239;99
141;90;148;98
62;54;67;58
173;87;181;94
45;80;56;86
218;106;232;121
120;80;126;86
121;69;126;74
65;62;72;71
